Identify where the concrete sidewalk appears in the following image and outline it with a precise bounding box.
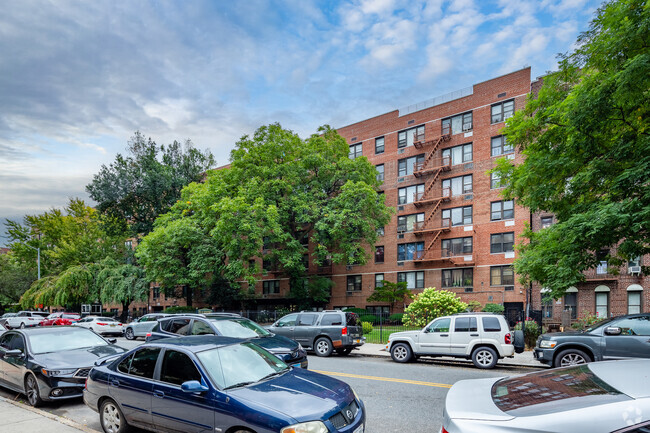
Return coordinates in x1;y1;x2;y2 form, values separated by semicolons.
0;396;99;433
351;342;546;368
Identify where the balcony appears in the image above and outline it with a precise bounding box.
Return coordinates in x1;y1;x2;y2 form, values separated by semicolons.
412;217;451;235
414;249;474;265
413;186;451;208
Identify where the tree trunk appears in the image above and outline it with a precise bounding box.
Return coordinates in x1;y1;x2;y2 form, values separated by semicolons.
186;287;193;307
120;301;130;323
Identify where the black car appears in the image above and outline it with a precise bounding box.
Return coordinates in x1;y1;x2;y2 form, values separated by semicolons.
535;313;650;367
147;313;309;368
0;326;127;406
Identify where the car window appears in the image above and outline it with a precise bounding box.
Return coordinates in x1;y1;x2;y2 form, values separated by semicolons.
613;316;650;336
298;314;318;326
482;316;501;332
320;314;343;326
0;333;14;350
29;328;109;354
117;354;133;374
160;350;202;386
454;317;477;332
276;313;298;327
8;334;25;352
168;319;191;335
430;318;451;333
191;320;215;336
128;347;161;379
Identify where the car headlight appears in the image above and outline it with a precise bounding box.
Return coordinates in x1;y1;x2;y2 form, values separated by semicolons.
281;421;328;433
41;368;78;377
539;340;557;349
352;387;360;402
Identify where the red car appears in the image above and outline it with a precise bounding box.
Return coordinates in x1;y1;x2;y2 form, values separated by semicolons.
40;312;81;326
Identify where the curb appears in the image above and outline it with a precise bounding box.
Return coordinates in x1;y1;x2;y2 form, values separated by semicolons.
0;396;101;433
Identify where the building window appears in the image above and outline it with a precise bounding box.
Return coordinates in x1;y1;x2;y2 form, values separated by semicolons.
397;213;424;233
490;232;515;253
398;155;425;177
540;216;553;229
491;136;513;157
375;136;384;154
366;306;390;315
262;280;280;294
347;275;362;292
491;99;515;124
490;265;514;286
628;291;642;314
125;240;133;250
398;125;425;148
442;174;472;196
564;292;577;320
398;184;425;205
376;164;384;182
441;143;472;165
375;246;384;263
397;271;424;289
491;200;514;221
152;286;160;300
397;242;424;261
442;112;473;135
349;143;362;159
376;226;385;236
490;172;504;189
596;292;609;318
441;237;473;256
375;274;384;288
541;294;553;318
597;250;609;274
442;206;472;226
262;257;276;271
442;268;473;288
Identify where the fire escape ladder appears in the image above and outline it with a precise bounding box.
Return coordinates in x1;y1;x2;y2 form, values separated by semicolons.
425;231;443;254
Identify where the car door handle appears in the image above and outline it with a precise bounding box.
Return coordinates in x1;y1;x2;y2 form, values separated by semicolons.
470;334;479;337
153;390;165;399
110;379;120;387
439;334;449;337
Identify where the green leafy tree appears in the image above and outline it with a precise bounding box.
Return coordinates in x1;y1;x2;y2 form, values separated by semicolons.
20;263;101;309
0;254;36;311
403;288;467;328
366;280;412;313
96;258;150;323
139;123;392;308
467;300;482;312
482;303;505;314
493;0;650;299
86;131;215;238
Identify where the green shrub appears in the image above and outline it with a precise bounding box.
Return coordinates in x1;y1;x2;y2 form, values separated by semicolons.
467;300;482;312
343;308;367;316
359;314;379;324
164;306;197;314
482;303;505;314
403;288;467;328
388;313;404;324
361;321;373;335
514;318;541;348
571;311;601;330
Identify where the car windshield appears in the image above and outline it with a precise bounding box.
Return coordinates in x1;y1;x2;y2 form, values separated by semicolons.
491;365;630;417
209;318;271;338
585;318;615;333
29;328;109;354
197;342;288;389
62;314;80;319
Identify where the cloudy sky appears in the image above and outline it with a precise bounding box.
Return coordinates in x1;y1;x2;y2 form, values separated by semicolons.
0;0;600;245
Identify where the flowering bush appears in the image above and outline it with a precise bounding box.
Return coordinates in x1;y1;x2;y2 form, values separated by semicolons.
514;318;541;348
571;311;601;330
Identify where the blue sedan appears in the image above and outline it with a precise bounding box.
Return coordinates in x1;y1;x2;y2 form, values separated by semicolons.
84;336;365;433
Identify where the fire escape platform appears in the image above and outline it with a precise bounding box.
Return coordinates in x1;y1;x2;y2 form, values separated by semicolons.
413;227;450;236
413;164;451;178
414;196;450;208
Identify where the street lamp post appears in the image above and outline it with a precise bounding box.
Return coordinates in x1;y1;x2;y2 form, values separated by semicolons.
21;237;41;280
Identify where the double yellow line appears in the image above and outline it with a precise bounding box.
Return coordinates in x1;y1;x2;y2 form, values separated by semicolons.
312;370;452;389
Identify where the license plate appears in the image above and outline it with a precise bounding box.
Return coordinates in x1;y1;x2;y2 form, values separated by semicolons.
355;339;361;344
354;424;364;433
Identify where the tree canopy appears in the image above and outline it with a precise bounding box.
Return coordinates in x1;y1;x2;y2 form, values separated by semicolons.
402;288;467;328
0;254;35;310
366;280;412;313
137;123;392;308
86;131;215;238
493;0;650;299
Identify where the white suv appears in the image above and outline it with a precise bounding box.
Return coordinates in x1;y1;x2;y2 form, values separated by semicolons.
386;313;523;369
5;311;49;329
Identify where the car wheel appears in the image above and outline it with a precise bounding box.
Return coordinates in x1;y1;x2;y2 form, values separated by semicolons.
336;348;353;356
314;337;333;357
100;399;130;433
19;322;25;329
124;328;135;340
25;374;43;407
472;347;498;369
555;349;591;368
390;343;413;363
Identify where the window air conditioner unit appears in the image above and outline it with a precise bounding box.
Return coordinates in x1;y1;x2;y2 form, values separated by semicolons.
629;266;642;275
462;123;473;131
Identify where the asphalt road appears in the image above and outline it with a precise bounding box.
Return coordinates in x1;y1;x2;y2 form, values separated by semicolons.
0;337;537;432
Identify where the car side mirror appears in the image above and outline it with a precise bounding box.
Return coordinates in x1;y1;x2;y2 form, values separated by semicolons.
181;380;209;393
107;338;117;344
605;327;622;336
4;349;23;358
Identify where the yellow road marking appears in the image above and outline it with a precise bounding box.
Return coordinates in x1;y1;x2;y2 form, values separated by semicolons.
312;370;452;389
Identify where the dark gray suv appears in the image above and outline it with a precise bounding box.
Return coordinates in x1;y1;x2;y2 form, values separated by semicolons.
535;313;650;367
267;310;365;357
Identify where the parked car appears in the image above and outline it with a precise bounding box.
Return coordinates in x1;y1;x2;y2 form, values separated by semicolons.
0;323;6;334
84;336;365;433
0;326;126;406
267;310;365;357
72;316;124;336
40;312;81;327
0;313;16;328
147;313;308;368
386;313;524;369
534;313;650;367
123;313;170;340
441;359;650;432
5;311;49;329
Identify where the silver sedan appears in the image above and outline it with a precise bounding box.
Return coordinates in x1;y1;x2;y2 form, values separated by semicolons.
441;359;650;433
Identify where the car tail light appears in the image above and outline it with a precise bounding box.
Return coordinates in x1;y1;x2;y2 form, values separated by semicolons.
341;326;347;336
505;333;512;344
441;427;449;433
97;322;107;326
85;378;88;390
146;332;152;338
